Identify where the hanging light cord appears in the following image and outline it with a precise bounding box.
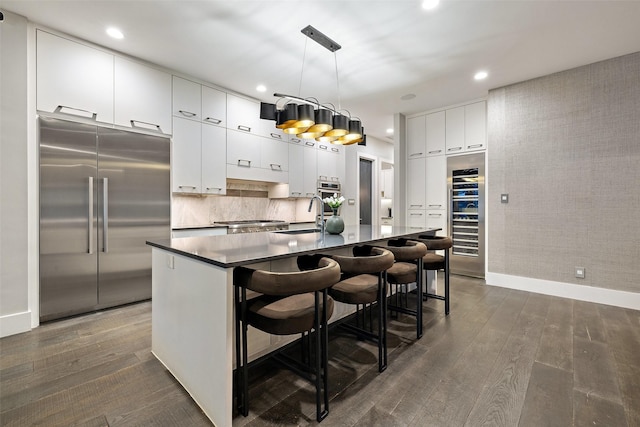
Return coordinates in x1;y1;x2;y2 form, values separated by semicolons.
298;37;308;98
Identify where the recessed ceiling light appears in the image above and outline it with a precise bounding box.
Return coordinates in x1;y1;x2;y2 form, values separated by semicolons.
422;0;440;10
400;93;416;101
256;84;266;93
386;128;394;134
474;71;488;80
106;27;124;39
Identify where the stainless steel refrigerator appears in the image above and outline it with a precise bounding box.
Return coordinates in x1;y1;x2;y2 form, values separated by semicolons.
447;152;485;278
39;116;170;321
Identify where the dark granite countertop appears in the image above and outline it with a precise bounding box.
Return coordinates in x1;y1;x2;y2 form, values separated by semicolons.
148;225;437;268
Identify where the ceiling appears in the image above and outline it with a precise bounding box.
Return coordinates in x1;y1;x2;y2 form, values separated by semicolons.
3;1;640;143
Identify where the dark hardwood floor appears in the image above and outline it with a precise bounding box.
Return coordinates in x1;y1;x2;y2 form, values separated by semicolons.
1;275;639;426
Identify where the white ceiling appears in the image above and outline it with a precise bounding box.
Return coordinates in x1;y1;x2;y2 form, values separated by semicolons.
4;0;640;142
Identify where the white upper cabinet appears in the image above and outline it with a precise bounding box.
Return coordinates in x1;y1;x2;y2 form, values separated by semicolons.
172;117;202;194
407;115;426;159
201;86;226;127
288;143;305;197
445;106;466;154
36;30;114;122
201;124;227;195
426;111;446;156
226;94;260;134
114;57;172;134
316;144;339;182
303;142;318;197
226;130;261;168
464;101;486;151
261;138;289;172
407;157;426;209
172;76;202;120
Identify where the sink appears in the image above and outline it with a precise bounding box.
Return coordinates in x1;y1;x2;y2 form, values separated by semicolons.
273;228;321;235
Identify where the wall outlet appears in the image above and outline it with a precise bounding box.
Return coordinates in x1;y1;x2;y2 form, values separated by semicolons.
501;194;509;203
575;267;585;279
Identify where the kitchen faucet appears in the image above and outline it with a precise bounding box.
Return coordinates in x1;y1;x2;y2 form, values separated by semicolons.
308;195;325;234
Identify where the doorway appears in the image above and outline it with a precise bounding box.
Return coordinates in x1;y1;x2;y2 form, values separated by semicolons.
359;158;373;225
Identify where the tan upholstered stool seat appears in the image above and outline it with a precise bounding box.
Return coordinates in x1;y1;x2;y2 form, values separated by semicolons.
329;274;379;305
387;262;418;284
248;293;335;336
422;253;445;270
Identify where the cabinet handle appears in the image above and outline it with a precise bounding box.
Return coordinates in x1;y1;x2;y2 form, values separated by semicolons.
331;176;340;182
467;144;483;149
331;147;339;153
178;185;197;189
319;175;328;181
237;125;251;132
270;133;282;139
291;192;302;196
270;163;282;171
428;204;442;207
55;105;97;120
130;120;162;133
291;138;301;143
204;117;222;124
428;150;442;154
428;213;442;217
87;177;93;254
238;159;251;167
447;146;463;152
409;152;423;157
410;204;423;207
305;192;315;197
410;213;424;216
205;187;223;192
305;141;315;147
178;110;197;118
319;145;328;150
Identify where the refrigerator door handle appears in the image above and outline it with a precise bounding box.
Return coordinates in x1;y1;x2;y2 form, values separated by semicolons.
88;177;94;254
103;178;109;253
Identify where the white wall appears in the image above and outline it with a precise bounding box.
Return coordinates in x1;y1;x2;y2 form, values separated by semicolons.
0;11;32;337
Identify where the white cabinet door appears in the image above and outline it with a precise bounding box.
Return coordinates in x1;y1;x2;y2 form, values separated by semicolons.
464;101;486;151
303;143;318;197
202;85;227;127
226;129;261;167
172;76;201;120
445;106;465;154
381;168;394;199
226;94;260;134
426;210;447;236
172;117;201;194
426;156;447;210
288;142;304;197
407;157;426;209
201;124;227;195
261;138;289;179
408;209;427;229
114;57;172;134
36;30;114;122
426;111;446;156
317;144;338;181
407;115;426;159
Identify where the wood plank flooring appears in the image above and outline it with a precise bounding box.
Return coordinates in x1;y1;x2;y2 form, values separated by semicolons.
1;275;639;426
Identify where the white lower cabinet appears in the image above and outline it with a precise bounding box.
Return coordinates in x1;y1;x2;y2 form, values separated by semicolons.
407;157;426;210
408;209;427;229
426;210;447;236
288;143;304;197
426;156;447;210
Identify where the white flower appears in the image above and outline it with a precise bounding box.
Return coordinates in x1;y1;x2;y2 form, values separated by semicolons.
323;193;345;208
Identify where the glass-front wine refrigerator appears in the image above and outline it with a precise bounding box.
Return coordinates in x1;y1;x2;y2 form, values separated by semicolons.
447;152;485;278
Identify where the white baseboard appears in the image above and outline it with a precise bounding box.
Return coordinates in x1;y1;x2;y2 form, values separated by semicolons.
486;272;640;310
0;310;32;338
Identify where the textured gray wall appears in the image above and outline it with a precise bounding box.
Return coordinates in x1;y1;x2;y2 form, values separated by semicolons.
487;52;640;293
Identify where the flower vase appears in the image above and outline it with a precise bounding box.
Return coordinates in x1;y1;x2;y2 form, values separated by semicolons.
325;208;344;234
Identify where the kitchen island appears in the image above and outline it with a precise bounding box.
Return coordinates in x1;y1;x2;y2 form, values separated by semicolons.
146;225;437;426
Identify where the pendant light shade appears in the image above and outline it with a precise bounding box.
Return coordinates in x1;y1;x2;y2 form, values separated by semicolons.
338;119;363;145
293;104;315;128
276;103;299;129
324;113;349;137
306;108;333;133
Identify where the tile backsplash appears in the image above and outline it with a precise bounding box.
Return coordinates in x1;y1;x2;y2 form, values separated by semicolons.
172;181;316;228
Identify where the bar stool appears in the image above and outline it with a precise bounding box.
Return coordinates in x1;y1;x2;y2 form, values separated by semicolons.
380;239;428;339
327;246;395;372
418;235;453;315
233;256;341;422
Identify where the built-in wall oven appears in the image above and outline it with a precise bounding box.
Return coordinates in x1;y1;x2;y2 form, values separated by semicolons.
317;179;341;214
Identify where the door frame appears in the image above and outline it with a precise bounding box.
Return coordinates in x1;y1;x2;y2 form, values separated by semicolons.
357;153;378;226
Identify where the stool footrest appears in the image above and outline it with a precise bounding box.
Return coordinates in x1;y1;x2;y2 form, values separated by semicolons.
387;303;419;317
424;293;445;301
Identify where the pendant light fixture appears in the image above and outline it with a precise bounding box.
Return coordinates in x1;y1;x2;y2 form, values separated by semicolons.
260;25;365;145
